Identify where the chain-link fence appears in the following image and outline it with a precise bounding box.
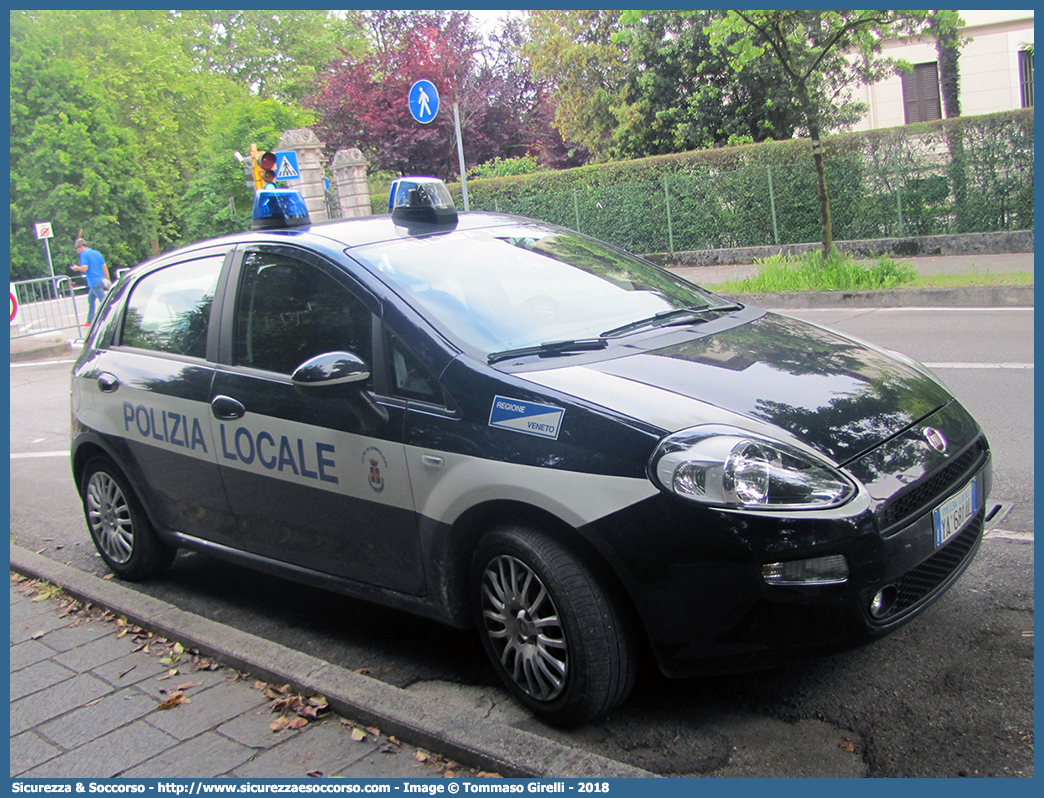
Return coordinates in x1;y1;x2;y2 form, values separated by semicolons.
469;150;1033;256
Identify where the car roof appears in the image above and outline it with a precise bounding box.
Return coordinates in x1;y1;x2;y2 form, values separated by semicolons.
157;211;529;264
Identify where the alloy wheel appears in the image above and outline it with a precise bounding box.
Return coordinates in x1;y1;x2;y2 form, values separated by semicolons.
480;554;568;701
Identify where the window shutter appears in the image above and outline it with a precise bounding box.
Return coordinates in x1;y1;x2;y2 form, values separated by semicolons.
902;62;941;124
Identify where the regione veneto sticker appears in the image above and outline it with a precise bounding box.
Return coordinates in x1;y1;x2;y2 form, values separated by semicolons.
489;396;565;441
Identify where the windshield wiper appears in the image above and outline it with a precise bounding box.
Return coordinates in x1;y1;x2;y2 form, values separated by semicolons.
600;303;744;339
487;338;609;365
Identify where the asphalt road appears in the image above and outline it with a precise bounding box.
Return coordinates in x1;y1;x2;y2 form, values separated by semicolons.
9;305;1034;777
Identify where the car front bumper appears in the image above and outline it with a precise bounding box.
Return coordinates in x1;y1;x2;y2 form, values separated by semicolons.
583;434;992;679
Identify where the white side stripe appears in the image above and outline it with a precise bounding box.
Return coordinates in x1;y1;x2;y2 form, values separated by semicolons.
786;307;1033;313
924;363;1033;370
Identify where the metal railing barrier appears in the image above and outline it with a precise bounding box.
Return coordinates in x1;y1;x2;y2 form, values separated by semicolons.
10;276;85;341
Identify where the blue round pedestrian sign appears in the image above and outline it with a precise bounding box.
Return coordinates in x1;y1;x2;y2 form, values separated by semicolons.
408;80;439;124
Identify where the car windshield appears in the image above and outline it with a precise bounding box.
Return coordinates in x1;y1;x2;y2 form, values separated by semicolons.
352;223;732;357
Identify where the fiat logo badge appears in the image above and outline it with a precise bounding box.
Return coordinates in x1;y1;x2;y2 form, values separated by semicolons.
923;427;948;453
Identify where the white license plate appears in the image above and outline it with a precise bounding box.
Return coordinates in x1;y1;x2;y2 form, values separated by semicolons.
932;477;979;548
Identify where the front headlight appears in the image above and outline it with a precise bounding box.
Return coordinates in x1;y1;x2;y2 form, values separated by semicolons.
649;426;855;510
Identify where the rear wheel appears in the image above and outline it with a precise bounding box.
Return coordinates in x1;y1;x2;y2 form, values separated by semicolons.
81;457;176;580
473;525;635;726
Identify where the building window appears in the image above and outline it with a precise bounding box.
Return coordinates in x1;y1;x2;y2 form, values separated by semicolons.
1019;49;1034;107
901;62;941;124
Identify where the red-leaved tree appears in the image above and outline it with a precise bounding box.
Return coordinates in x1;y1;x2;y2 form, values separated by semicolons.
308;11;584;178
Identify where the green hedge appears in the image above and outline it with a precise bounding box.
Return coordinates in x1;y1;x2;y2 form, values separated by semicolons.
369;110;1034;253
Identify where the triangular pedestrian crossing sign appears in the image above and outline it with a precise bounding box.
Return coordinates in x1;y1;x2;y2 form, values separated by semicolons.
276;155;299;180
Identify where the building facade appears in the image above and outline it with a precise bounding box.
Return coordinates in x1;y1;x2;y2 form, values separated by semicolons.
852;10;1034;130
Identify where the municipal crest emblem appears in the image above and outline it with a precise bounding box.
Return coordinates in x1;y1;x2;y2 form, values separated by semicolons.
362;446;387;493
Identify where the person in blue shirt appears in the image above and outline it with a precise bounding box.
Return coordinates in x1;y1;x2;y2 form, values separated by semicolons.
71;237;111;326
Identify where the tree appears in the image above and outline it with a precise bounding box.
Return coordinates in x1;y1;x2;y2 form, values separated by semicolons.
179;11;365;104
704;10;961;258
308;11;582;179
10;12;154;279
612;11;867;157
10;10;246;259
470;15;589;170
525;10;627;160
933;10;963;118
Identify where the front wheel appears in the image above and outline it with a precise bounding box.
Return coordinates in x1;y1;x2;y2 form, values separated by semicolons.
81;456;176;580
473;526;636;726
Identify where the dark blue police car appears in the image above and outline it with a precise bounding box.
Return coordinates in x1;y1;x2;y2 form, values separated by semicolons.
71;179;991;726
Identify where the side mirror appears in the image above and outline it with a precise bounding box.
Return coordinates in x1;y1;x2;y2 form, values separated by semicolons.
291;352;388;431
291;351;370;387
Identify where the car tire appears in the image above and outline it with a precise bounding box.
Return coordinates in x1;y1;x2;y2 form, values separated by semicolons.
472;525;636;726
81;457;176;581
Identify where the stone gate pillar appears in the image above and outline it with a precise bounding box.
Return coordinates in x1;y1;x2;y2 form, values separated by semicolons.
330;148;372;218
277;128;328;223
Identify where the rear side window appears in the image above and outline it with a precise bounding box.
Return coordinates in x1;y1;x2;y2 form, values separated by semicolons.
121;257;223;358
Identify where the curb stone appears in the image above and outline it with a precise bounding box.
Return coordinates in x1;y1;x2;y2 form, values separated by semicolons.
722;284;1034;309
10;544;656;780
10;339;76;362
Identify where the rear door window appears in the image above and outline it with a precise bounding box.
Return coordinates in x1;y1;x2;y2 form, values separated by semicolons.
121;256;223;359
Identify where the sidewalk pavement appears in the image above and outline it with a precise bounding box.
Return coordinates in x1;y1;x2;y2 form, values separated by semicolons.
11;575;484;780
10;548;650;780
8;250;1033;781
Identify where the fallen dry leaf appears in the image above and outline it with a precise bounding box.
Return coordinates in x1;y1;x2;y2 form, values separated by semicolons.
351;727;367;742
839;739;856;753
306;771;323;779
271;716;290;733
157;693;187;711
288;717;309;730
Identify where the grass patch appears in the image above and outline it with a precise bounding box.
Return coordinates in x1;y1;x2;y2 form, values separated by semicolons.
717;251;918;294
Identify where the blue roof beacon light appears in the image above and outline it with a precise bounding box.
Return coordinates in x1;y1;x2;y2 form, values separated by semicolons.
388;177;458;225
251;189;312;230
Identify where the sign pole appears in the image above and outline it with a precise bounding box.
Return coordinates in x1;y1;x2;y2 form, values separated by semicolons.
453;102;470;212
43;238;55;282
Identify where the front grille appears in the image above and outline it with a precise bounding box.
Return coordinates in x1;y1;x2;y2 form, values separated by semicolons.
876;437;988;532
885;512;983;622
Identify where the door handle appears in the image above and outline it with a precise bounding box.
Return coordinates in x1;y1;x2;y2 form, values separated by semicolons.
211;395;245;420
97;372;120;393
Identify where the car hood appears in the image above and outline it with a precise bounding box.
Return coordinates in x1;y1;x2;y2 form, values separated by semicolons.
523;311;954;465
